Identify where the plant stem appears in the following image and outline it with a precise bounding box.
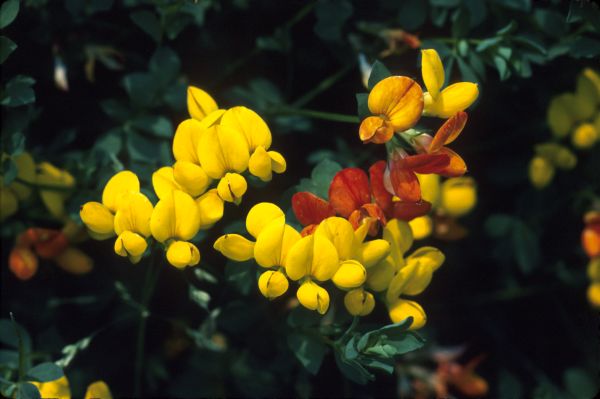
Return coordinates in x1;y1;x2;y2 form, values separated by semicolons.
133;253;161;397
291;63;355;108
336;316;359;345
9;313;25;382
269;105;359;123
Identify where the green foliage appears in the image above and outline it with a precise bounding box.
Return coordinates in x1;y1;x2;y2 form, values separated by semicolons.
0;0;19;29
486;214;541;274
296;159;342;199
24;362;63;382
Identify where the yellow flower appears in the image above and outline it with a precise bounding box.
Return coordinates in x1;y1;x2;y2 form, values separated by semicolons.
297;280;330;315
571;123;598;149
150;189;201;268
113;192;154;263
80;171;140;239
358;76;424;144
421;49;479;118
529;156;555;189
0;187;18;220
216;172;247;204
1;152;37;205
409;215;433;240
416;173;441;206
388;299;426;329
31;375;113;399
547;94;576;138
36;162;75;219
344;288;375;316
196;189;224;229
198;124;250;179
588;282;600;308
440;177;477;217
187;86;218;121
258;270;289;299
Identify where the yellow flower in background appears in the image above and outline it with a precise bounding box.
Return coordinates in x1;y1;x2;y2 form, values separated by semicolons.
529;156;555;189
0;152;36;220
440;177;477;218
358;76;424;144
187;86;219;121
409;215;433;240
588;283;600;308
571;123;598;149
80;171;140;239
421;49;479;118
113;192;154;263
31;375;112;399
36;162;75;219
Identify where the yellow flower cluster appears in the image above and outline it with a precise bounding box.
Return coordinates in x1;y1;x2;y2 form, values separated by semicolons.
80;86;286;268
409;174;477;240
530;68;600;188
0;152;75;221
31;376;112;399
214;203;444;329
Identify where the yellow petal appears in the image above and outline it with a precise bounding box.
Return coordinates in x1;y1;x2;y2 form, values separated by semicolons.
114;231;148;261
547;95;575;138
173;160;211;197
80;201;115;236
152;166;182;200
114;192;154;237
440;177;477;217
285;233;339;281
383;219;414;264
421;49;445;98
366;256;396;292
172;118;204;163
36;161;75;188
150;190;200;242
249;146;273;182
332;259;367;289
409;215;433;240
424;82;479;119
166;240;200;268
10;152;36;200
368;76;424;131
196;189;224;229
245;202;285;239
198;125;250;179
407;246;445;272
39;191;66;219
588;283;600;308
529;156;555;189
199;109;225;129
258;270;289;299
187;86;218;120
253;218;301;268
220;106;272;151
216;173;247;204
102;170;140;212
344;288;375;316
84;381;113;399
314;217;355;261
213;234;255;261
587;257;600;281
354;220;370;244
0;188;18;221
268;151;286;174
416;173;440;206
30;376;71;399
571;123;598;150
296;280;330;314
575;73;597;120
358;239;390;268
388;299;426;329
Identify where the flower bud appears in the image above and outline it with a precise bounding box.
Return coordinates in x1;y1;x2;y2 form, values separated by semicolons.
344;288;375;316
84;381;112;399
587;283;600;308
217;173;247;204
213;234;255;262
587;258;600;282
9;247;38;280
54;247;94;275
440;177;477;217
571;123;598;149
296;280;330;314
114;231;148;263
358;239;390;268
582;223;600;258
388;299;426;330
166;240;200;268
258;270;289;299
529;156;554;189
332;260;367;289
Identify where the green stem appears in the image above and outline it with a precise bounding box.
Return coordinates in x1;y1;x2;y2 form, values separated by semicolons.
291;63;355;108
336;316;359;344
269;105;359;123
9;313;25;382
133;253;160;397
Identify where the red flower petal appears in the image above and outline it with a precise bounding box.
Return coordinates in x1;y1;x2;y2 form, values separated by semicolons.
328;168;371;217
401;153;451;174
292;192;335;226
389;164;421;202
437;147;467;177
392;200;432;221
369;160;393;214
430;111;468;153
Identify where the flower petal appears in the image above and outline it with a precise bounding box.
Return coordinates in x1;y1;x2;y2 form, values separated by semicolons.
220;106;272;151
314;217;356;261
166;240;200;268
0;189;18;221
409;215;433;240
173;161;211;197
80;202;115;237
102;170;140;212
328;168;371;217
425;82;479;119
187;86;218;120
369;160;393;214
198;125;250;179
84;381;113;399
291;192;335;226
246;202;285;239
196;189;224;229
248;146;273;181
407;246;445;272
268;150;286;174
358;239;390;268
429;111;468;152
400;153;450;174
114;192;154;237
150;190;200;242
436;147;467;177
296;280;330;314
359;116;394;144
217;173;247;204
421;49;445;98
254;218;301;268
390;165;421;202
368;76;424;131
213;234;255;261
152;166;182;200
388;299;426;329
440;177;477;217
173;119;204;163
416;173;440;206
383;218;413;264
332;259;367;289
344;288;375;316
114;231;148;260
392;200;432;221
258;270;289;299
285;233;339;281
366;256;396;292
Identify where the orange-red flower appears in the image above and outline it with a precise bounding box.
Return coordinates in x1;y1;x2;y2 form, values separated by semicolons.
582;211;600;258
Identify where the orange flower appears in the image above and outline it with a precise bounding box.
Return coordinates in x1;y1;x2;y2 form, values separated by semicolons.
582;211;600;258
9;247;38;280
359;76;424;144
436;355;489;398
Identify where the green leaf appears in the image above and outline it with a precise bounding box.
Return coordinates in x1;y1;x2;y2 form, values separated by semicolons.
356;317;413;352
100;99;130;122
224;260;255;295
463;0;487;28
1;75;35;107
314;0;353;41
131;115;173;138
534;9;566;38
468;51;485;79
512;221;540;274
567;0;600;31
497;20;518;36
296;159;342;199
189;286;211;311
451;7;470;38
287;332;328;375
334;349;374;385
396;0;427;30
0;349;18;368
0;36;17;64
130;10;161;43
356;93;369;120
122;72;157;108
569;37;600;58
15;382;40;399
497;370;523;399
485;214;514;237
0;319;31;352
367;60;391;90
149;46;180;85
0;0;19;29
194;268;218;284
25;362;63;382
457;57;478;83
563;368;598;399
360;357;395;374
497;0;530;12
431;6;449;27
493;55;510;80
287;306;321;328
430;0;460;7
476;37;502;52
55;336;92;368
126;131;161;162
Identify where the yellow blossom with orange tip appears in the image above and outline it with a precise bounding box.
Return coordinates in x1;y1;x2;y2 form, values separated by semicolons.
359;76;424;144
421;49;479;118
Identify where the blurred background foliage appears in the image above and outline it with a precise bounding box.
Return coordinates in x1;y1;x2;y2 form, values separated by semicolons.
1;0;599;397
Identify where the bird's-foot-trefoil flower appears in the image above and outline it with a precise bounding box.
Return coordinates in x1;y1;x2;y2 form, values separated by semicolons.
421;49;479;118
